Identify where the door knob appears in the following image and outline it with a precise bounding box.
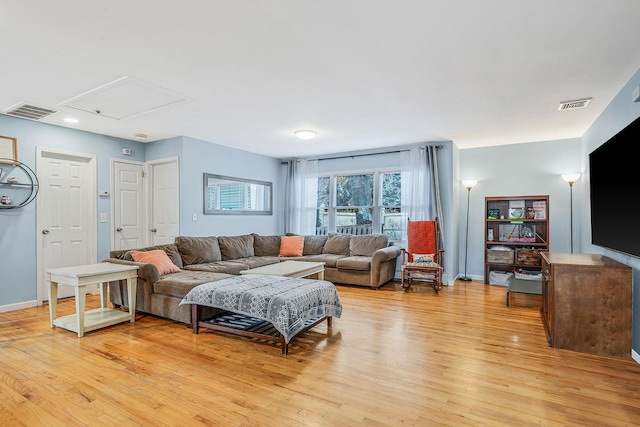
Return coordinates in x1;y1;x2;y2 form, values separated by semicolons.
150;228;157;233
116;227;123;232
42;229;49;235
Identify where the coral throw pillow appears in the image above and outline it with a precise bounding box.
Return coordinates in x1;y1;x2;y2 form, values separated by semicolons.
279;235;305;257
130;250;181;274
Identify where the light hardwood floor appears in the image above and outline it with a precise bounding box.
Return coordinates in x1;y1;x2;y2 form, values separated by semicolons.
1;280;640;426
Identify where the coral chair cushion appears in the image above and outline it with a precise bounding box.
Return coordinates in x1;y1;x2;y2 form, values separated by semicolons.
406;220;437;262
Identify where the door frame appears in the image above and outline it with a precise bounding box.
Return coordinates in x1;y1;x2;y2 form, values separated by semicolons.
36;147;97;305
110;158;146;250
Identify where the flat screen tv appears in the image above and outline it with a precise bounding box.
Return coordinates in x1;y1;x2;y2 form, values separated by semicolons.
589;114;640;257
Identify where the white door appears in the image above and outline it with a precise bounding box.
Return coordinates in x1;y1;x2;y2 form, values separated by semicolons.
149;158;179;245
37;148;97;302
112;160;145;250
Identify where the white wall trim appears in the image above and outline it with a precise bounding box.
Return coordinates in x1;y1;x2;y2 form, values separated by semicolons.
0;300;38;313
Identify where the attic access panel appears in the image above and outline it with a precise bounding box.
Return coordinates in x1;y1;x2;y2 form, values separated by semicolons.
61;76;188;120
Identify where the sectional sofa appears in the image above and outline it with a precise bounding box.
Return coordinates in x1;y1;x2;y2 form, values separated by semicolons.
105;233;401;323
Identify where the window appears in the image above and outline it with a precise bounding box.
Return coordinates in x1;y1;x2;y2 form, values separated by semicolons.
315;170;402;240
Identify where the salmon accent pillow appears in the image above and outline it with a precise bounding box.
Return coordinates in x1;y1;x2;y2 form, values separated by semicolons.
278;235;305;257
130;250;181;274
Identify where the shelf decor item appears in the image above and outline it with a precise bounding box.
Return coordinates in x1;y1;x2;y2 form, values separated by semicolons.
0;136;18;164
487;208;499;219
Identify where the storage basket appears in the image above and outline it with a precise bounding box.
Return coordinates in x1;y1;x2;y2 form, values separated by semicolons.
489;270;513;286
487;248;514;264
516;248;543;266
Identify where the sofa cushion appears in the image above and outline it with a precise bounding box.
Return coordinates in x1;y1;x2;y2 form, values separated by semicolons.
242;256;281;269
279;235;305;257
130;249;181;275
218;234;255;260
304;235;328;255
175;236;221;265
307;253;348;268
322;233;351;255
252;234;281;257
153;271;233;299
183;261;249;275
336;256;371;271
349;234;388;257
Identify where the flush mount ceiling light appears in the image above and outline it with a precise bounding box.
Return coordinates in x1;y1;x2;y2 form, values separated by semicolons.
294;130;317;140
63;117;78;123
134;133;148;141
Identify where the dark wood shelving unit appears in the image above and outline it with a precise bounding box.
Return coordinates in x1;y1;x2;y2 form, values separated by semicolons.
484;195;549;284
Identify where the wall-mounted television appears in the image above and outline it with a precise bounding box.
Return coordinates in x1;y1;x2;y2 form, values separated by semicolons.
589;114;640;257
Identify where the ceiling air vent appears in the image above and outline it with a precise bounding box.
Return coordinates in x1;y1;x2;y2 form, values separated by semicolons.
3;103;57;120
558;98;592;111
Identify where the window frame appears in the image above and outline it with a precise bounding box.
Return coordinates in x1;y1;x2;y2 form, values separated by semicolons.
317;167;401;240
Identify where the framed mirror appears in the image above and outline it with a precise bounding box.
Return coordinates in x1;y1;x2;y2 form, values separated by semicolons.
203;173;272;215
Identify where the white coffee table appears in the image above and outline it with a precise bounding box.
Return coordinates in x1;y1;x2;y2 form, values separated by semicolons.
47;263;139;337
240;260;325;280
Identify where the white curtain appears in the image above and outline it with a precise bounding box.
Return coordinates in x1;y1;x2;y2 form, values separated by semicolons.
285;159;319;235
400;145;443;244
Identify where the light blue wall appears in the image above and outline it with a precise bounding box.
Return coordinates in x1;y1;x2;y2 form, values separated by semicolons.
0;115;145;307
580;66;640;356
179;136;282;236
459;138;582;280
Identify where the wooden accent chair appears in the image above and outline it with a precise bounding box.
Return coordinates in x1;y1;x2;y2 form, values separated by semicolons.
400;219;444;293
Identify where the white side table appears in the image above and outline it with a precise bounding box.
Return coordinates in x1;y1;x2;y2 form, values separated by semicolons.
47;263;139;337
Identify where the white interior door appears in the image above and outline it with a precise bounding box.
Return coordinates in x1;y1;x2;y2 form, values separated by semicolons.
112;160;145;250
149;158;179;245
37;148;96;302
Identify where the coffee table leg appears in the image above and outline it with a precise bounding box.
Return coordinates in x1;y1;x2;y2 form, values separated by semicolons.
75;285;87;338
99;281;108;308
49;281;58;328
126;278;136;322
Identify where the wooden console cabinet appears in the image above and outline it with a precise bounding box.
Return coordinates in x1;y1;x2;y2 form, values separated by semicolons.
540;252;632;358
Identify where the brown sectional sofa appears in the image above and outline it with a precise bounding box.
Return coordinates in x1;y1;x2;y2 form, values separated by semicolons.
105;233;401;323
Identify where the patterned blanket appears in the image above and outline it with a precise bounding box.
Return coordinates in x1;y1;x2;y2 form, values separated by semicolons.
179;274;342;343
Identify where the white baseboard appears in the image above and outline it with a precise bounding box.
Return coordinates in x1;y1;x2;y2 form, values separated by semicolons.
0;300;38;313
632;349;640;365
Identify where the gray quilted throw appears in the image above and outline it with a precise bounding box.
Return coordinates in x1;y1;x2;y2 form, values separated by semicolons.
180;274;342;343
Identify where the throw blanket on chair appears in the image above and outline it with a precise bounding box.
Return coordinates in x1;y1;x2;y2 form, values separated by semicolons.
180;274;342;343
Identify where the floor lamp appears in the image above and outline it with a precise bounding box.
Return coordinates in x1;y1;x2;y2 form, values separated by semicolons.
561;173;581;253
460;180;478;281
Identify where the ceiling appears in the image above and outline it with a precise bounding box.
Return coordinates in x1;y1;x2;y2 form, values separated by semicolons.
2;1;640;159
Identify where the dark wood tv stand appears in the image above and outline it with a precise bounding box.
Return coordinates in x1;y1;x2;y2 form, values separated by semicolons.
540;252;632;358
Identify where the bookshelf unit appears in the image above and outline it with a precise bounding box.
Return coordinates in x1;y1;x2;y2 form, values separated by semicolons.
484;195;549;284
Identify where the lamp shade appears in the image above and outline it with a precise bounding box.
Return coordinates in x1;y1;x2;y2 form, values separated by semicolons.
561;173;581;184
462;180;477;189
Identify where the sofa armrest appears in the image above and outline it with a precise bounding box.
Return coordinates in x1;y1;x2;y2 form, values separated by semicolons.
102;258;160;284
368;246;402;288
371;246;401;265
